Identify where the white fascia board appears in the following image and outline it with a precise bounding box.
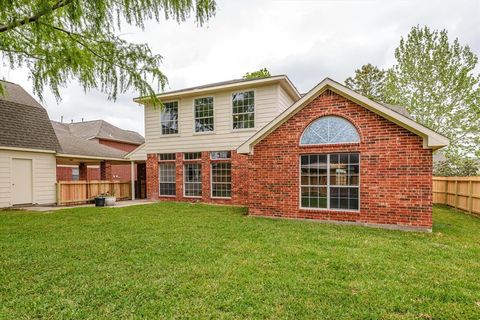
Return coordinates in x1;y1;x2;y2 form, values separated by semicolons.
133;76;301;104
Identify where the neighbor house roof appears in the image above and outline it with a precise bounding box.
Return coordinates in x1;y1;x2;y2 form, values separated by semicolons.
237;78;449;154
0;81;61;152
60;120;144;145
133;75;301;103
52;121;128;159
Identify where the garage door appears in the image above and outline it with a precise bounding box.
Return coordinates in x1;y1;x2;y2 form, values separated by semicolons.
12;158;33;205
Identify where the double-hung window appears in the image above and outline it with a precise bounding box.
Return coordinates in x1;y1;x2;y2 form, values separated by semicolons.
211;162;232;198
161;101;179;135
300;153;359;210
184;163;202;197
194;97;214;133
159;163;176;196
232;91;254;129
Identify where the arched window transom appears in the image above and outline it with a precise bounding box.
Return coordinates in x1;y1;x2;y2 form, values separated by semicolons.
300;116;360;145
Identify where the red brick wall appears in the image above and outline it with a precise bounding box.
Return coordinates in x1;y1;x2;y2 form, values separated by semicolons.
248;89;433;230
146;151;249;205
98;139;139;152
57;164;135;181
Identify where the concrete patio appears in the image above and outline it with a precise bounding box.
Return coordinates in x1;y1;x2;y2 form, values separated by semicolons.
11;199;155;212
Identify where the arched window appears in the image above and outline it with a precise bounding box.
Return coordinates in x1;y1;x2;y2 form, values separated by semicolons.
300;116;360;145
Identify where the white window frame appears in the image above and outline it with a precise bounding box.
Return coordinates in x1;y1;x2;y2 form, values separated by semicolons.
193;96;215;134
231;90;256;131
299;153;360;212
159;162;176;197
160;100;180;136
299;116;360;146
183;163;202;198
210;162;232;199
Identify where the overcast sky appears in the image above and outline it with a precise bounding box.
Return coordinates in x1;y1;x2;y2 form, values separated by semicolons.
3;0;479;135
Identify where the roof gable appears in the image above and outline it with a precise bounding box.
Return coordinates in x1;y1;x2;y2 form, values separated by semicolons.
237;78;449;154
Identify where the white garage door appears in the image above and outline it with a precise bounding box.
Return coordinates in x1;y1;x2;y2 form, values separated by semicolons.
12;158;33;205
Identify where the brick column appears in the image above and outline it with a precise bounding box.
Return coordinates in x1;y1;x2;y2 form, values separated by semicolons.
175;152;183;199
100;161;113;180
146;153;159;200
201;151;211;201
79;163;88;181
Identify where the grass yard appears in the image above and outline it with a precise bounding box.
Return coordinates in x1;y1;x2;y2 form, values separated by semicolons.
1;203;479;319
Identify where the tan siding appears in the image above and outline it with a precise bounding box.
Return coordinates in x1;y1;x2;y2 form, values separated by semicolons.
127;144;147;161
278;85;295;112
143;84;283;154
0;150;57;207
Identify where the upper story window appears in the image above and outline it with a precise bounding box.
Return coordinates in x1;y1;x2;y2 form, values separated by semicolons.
232;91;255;129
300;116;360;145
161;101;179;135
194;97;214;133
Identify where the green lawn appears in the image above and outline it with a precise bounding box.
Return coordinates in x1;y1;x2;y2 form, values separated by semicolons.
1;204;479;319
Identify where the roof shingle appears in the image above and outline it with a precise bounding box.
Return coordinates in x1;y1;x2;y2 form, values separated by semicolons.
0;82;61;152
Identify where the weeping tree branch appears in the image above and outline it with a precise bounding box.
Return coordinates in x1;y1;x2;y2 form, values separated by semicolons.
0;0;73;33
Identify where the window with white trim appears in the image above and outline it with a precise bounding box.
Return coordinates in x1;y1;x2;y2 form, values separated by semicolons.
210;151;231;160
184;163;202;197
160;101;179;135
72;167;79;181
232;91;254;129
211;162;231;198
300;153;359;210
159;153;176;161
159;163;176;196
194;97;214;132
300;116;360;145
184;152;202;160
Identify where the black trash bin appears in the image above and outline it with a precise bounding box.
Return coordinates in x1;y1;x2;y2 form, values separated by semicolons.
94;197;105;207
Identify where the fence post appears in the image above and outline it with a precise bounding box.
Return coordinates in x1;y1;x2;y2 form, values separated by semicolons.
444;179;448;205
56;182;61;206
454;179;458;209
468;180;473;214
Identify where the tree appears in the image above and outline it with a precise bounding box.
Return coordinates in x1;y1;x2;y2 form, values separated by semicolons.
243;68;271;80
344;63;387;101
384;26;480;158
0;0;216;103
434;157;479;176
346;26;480;158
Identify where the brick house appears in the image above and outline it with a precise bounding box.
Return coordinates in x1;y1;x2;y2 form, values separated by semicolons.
54;120;144;181
131;76;448;231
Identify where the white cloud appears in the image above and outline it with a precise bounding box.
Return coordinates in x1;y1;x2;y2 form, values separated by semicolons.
2;0;479;135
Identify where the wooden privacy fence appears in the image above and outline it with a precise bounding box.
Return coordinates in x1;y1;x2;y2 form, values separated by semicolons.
56;181;132;205
433;177;480;216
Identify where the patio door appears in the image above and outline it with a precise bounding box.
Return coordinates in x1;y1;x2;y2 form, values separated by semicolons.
12;158;33;205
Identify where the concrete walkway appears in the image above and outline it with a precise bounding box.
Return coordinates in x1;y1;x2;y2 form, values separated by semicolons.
17;199;155;212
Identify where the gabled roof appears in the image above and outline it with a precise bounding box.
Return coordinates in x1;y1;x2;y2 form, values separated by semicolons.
60;120;144;145
237;78;449;154
52;121;128;159
134;75;301;103
0;81;61;152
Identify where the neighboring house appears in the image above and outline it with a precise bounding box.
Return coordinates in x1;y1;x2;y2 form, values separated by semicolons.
53;120;144;181
0;81;60;207
0;81;141;208
131;76;449;231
